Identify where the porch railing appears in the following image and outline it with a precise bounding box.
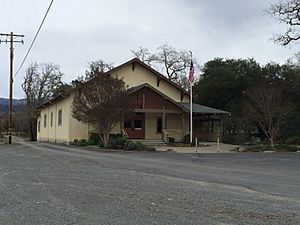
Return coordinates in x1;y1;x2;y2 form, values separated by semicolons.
165;129;183;141
162;129;168;144
122;129;129;139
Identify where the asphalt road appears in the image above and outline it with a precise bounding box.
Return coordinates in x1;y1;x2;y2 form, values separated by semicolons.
0;140;299;225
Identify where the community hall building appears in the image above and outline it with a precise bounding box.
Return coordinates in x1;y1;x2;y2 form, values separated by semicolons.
37;58;229;144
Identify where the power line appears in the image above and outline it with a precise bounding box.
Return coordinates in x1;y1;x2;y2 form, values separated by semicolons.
14;0;54;78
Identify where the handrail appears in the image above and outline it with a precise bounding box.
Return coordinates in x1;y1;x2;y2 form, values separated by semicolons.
122;129;129;139
162;129;168;144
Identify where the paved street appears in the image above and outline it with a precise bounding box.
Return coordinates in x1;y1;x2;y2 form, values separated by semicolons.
0;141;299;225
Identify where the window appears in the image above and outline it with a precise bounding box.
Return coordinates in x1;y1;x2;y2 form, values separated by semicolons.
58;109;62;126
124;120;131;128
157;118;162;133
44;115;47;128
134;120;142;130
50;112;53;127
38;121;40;132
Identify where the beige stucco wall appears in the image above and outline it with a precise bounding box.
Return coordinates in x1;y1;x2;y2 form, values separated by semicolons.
68;93;89;141
111;64;189;103
37;96;71;143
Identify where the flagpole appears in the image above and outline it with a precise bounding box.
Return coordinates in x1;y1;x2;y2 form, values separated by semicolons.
190;82;193;144
189;51;193;144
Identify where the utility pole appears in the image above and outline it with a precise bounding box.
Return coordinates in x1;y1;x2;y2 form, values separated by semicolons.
0;32;24;144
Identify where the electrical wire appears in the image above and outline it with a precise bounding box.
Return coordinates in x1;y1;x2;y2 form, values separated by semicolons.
14;0;54;78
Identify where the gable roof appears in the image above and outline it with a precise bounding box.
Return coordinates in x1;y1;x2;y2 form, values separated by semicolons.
109;58;189;96
129;83;186;111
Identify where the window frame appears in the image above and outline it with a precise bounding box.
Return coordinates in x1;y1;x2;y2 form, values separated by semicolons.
58;109;63;126
44;114;47;128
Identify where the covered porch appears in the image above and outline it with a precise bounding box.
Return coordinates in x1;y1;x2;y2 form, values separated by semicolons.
121;83;229;144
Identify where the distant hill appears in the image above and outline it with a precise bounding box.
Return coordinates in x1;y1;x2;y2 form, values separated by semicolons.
0;98;27;113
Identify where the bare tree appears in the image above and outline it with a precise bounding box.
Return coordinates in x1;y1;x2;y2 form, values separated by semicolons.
243;83;292;147
156;44;191;81
131;44;198;84
72;67;132;147
22;62;64;141
131;47;158;66
267;0;300;45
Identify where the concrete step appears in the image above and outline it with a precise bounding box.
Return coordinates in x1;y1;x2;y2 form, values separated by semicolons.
128;139;167;147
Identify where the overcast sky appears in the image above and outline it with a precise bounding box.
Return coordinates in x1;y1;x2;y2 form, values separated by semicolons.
0;0;298;99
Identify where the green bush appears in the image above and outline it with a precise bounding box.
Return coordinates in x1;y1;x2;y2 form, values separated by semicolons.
276;144;299;152
285;136;300;145
223;133;251;145
125;141;137;150
73;139;79;146
108;137;128;149
134;141;156;151
168;137;175;146
88;132;101;146
79;139;87;146
109;133;123;141
183;134;190;144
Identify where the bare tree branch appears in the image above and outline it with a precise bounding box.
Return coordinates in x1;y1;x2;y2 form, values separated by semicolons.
268;0;300;45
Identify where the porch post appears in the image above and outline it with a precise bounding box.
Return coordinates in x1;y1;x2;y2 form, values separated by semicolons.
207;115;210;141
181;112;184;140
220;115;223;142
162;105;166;130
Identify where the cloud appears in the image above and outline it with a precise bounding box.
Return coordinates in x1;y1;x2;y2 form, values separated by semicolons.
0;0;296;98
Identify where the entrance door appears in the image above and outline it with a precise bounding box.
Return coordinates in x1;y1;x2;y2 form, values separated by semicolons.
124;113;145;139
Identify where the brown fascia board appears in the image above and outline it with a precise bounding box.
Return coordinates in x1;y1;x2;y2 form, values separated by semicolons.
129;83;187;112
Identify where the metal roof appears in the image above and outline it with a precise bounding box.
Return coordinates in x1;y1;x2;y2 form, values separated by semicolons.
179;103;230;114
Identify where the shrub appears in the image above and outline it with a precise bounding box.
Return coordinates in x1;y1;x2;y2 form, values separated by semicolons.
285;136;300;145
168;137;175;146
125;141;136;150
89;132;101;146
134;141;156;151
223;133;251;145
183;134;196;146
108;137;128;149
183;134;190;144
79;139;87;146
73;139;79;146
109;133;123;141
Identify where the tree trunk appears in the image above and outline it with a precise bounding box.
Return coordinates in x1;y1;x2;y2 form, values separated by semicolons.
103;133;110;147
270;137;275;148
29;118;37;141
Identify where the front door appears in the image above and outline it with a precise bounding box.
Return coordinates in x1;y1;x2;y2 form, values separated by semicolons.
124;113;145;139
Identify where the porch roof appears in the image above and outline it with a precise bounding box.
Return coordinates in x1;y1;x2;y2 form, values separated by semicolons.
179;103;230;115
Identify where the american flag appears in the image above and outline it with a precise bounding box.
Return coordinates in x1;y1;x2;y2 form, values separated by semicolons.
188;60;195;85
